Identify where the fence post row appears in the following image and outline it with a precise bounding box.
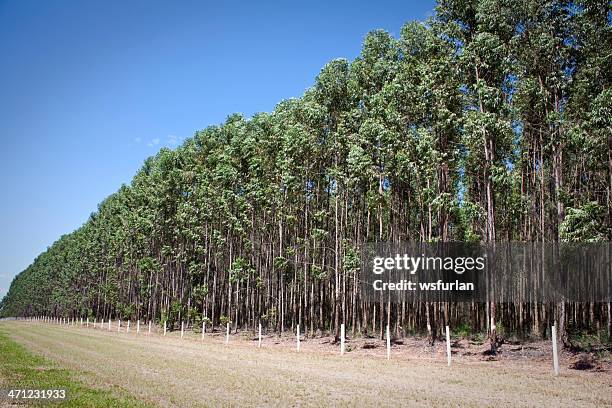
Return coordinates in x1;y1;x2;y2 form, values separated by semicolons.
20;317;562;377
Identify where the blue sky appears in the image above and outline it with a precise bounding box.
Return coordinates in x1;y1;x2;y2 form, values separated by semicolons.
0;0;435;298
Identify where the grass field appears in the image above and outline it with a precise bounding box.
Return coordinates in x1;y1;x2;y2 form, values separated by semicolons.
0;325;149;407
0;321;610;407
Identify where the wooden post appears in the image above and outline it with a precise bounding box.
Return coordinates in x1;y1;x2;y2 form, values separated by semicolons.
108;318;111;331
386;325;391;360
86;317;89;327
340;323;345;355
137;320;140;334
258;323;262;348
225;323;229;344
552;325;559;376
181;322;184;339
297;324;300;352
127;320;130;333
446;325;451;367
118;319;121;332
148;321;152;334
201;321;205;341
163;320;167;336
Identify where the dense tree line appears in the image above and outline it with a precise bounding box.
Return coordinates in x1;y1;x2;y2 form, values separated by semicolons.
2;0;610;350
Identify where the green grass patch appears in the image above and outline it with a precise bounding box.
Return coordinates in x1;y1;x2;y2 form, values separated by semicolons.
0;328;151;407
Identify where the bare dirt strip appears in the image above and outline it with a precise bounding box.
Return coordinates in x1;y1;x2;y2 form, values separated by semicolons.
1;321;610;407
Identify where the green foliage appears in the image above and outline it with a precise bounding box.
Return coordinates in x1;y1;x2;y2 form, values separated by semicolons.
342;241;360;275
166;301;182;329
560;202;607;242
454;322;472;339
229;257;253;284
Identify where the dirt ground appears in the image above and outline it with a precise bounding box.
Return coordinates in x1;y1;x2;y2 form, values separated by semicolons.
1;321;611;407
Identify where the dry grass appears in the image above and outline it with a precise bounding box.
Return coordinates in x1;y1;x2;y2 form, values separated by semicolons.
1;321;610;407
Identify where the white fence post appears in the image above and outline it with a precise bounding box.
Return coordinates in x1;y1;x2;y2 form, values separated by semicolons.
446;325;451;367
86;317;89;327
181;322;184;339
552;325;559;376
164;320;167;336
340;323;345;355
386;325;391;360
80;317;83;326
137;320;140;334
226;323;229;344
297;324;300;352
127;320;130;333
108;318;111;331
258;323;262;348
118;319;121;332
148;321;152;334
202;321;205;341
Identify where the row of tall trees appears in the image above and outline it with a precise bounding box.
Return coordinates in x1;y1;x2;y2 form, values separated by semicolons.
2;0;610;349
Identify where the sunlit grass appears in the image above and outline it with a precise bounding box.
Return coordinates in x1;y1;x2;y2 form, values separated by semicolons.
0;327;150;407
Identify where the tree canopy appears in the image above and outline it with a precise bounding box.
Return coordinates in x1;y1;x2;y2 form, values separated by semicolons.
2;0;610;344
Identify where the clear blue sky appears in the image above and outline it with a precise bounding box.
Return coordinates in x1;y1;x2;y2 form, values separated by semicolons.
0;0;435;298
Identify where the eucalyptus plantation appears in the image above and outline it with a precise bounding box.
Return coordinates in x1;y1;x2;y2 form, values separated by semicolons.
1;0;610;352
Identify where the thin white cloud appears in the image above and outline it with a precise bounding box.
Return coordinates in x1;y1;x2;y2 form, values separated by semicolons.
147;138;160;147
133;137;142;143
167;134;180;147
166;134;187;147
